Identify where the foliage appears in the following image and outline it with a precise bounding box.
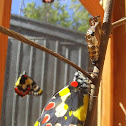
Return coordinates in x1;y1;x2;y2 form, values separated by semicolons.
23;2;72;28
70;0;90;32
23;1;90;32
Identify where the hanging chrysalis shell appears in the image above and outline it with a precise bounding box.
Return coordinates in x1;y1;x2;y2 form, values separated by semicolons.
86;16;102;64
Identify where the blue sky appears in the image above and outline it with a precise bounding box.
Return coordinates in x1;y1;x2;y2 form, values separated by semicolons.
11;0;71;15
11;0;38;15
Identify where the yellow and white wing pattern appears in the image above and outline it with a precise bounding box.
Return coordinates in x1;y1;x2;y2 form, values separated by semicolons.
34;71;90;126
14;72;42;97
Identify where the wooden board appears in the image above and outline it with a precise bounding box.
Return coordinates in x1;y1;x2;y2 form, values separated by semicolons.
0;0;12;119
79;0;104;20
101;0;126;126
112;0;126;125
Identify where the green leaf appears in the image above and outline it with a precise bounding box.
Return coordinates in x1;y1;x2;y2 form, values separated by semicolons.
23;0;90;32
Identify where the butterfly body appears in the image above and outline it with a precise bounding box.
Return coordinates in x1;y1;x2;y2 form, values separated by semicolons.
34;71;90;126
14;72;42;97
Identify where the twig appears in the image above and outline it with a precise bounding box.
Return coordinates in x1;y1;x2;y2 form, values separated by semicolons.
85;0;114;125
112;17;126;29
0;25;93;81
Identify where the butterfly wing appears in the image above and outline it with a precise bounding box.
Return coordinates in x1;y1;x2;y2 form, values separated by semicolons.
14;72;42;97
34;84;89;126
28;79;43;96
43;0;54;3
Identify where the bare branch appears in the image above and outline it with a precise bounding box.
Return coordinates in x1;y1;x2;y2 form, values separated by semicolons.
112;17;126;29
85;0;114;125
0;25;93;81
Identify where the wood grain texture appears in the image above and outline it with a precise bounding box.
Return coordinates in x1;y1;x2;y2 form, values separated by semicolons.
101;0;126;126
113;0;126;125
101;38;113;126
99;0;113;125
0;0;12;119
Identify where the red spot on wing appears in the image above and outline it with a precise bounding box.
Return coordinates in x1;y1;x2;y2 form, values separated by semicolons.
20;91;23;95
15;88;20;94
46;123;52;126
42;114;50;124
45;102;55;110
23;74;27;78
15;87;18;92
26;90;29;94
27;87;30;91
15;87;29;97
69;124;77;126
70;81;78;87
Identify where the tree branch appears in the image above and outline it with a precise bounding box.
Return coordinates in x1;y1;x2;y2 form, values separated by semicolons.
85;0;114;125
112;17;126;29
0;25;93;81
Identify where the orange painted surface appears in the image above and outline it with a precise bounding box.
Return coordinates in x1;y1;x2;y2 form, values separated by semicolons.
102;38;113;126
112;0;126;125
101;0;126;126
0;0;12;119
79;0;104;20
100;2;114;126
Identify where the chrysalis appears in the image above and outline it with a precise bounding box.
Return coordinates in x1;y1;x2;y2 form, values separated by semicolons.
86;16;102;64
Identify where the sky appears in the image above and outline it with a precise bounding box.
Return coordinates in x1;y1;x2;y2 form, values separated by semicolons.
11;0;71;16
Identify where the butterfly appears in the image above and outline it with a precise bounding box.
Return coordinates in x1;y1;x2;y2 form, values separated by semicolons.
14;72;42;97
34;71;90;126
43;0;54;3
86;16;102;64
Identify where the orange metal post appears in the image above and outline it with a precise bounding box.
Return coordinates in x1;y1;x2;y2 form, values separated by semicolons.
100;1;114;126
101;38;113;126
112;0;126;125
102;0;126;126
79;0;104;20
0;0;12;119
